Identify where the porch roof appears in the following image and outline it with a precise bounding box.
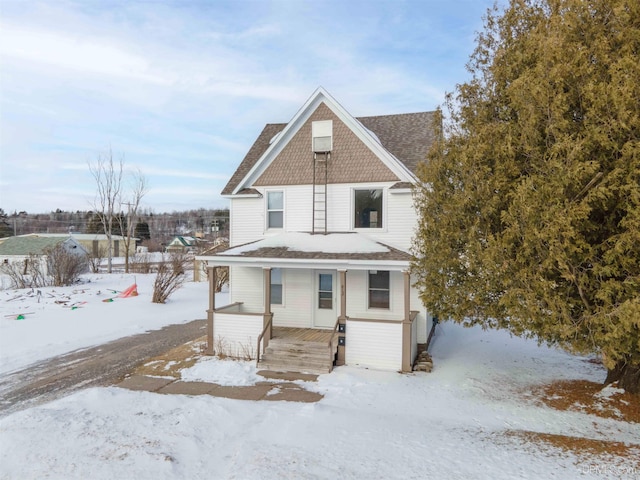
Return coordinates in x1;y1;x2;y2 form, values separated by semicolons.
197;232;412;271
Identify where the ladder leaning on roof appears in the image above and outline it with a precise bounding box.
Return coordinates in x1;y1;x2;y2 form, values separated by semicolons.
312;152;329;235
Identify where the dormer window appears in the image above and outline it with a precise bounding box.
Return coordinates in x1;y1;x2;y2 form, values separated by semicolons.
267;191;284;229
354;189;383;228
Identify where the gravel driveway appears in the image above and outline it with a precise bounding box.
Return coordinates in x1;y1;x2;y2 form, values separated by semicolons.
0;319;206;417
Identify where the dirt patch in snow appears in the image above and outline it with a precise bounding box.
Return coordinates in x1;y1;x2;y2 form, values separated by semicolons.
505;430;640;464
529;379;639;424
503;430;640;468
132;336;207;379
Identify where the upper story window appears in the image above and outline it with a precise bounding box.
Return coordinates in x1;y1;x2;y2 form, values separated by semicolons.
368;270;390;309
312;120;333;153
267;191;284;229
354;189;383;228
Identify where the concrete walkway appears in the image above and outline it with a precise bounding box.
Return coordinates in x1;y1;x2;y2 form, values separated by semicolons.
116;370;323;403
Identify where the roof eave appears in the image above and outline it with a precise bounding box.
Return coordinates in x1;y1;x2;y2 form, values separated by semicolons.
196;254;410;271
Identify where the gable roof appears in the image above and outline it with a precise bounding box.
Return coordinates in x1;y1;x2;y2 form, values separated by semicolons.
222;87;436;196
0;236;85;256
169;236;197;247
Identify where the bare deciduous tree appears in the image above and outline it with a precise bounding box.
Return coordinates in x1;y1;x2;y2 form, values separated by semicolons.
152;252;189;304
0;255;48;289
200;262;229;292
0;244;86;288
117;170;148;274
87;245;106;273
45;244;88;287
89;148;124;274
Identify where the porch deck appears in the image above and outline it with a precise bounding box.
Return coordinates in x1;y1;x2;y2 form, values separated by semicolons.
271;327;335;344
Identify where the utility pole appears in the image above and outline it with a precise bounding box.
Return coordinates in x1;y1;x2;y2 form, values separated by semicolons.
123;201;134;273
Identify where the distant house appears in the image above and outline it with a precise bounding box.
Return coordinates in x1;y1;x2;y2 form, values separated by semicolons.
166;236;198;253
197;87;438;374
17;233;136;258
0;235;88;274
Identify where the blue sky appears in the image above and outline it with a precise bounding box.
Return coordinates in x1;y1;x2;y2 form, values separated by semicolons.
0;0;500;214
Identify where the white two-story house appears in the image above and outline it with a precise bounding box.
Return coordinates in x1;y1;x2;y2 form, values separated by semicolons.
198;87;437;374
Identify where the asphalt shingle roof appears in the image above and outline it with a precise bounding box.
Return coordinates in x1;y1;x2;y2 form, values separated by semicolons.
0;236;71;256
221;110;436;195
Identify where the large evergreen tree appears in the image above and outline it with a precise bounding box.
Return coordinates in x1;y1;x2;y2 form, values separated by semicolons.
412;0;640;392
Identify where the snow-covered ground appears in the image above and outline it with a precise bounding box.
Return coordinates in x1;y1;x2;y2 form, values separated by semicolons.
0;275;638;479
0;274;211;374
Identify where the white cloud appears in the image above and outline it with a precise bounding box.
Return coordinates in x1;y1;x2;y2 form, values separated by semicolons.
0;24;162;85
0;0;498;213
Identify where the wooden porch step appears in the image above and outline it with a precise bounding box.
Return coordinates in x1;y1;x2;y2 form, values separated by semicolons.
258;358;332;376
258;330;338;375
264;347;331;363
267;339;329;352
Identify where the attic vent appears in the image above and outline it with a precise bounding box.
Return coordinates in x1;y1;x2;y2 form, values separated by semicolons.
312;120;332;153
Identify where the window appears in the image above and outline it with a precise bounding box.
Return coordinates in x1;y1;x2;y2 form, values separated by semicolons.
368;270;390;309
270;268;283;305
354;189;383;228
318;273;333;309
267;191;283;229
312;120;333;153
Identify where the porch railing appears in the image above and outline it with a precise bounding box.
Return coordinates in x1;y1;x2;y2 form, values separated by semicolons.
256;313;273;366
327;317;341;373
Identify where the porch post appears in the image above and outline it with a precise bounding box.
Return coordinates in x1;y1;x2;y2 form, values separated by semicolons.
263;267;272;343
402;270;412;372
206;265;216;355
337;269;347;366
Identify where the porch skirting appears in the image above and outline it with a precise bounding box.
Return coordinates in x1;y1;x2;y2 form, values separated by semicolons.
346;316;418;372
213;304;266;359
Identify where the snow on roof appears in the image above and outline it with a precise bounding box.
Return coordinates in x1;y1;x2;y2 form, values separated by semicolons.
220;232;389;256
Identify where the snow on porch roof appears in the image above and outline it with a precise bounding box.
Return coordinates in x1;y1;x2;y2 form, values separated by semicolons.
198;232;412;269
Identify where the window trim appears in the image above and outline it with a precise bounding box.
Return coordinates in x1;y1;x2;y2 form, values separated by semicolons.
266;190;284;230
352;187;385;230
367;270;390;310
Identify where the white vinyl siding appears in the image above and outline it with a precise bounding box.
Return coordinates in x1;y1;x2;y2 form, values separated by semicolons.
329;183;415;251
230;197;263;247
214;311;263;359
284;185;313;232
326;184;350;232
382;191;416;251
345;320;403;371
231;184;415;252
272;269;313;328
229;266;264;312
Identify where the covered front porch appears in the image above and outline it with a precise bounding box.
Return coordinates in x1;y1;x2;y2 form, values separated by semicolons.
197;232;423;373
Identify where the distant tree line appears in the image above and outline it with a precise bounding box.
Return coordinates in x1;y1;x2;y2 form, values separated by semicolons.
0;207;229;245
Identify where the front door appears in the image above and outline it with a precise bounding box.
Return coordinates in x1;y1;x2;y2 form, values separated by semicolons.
313;270;337;328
